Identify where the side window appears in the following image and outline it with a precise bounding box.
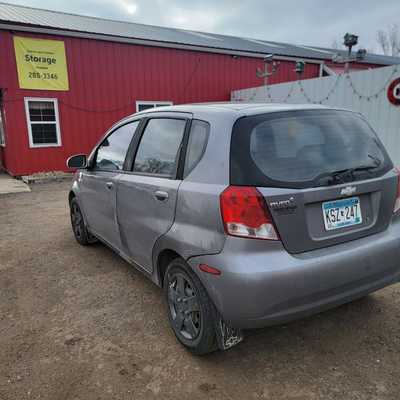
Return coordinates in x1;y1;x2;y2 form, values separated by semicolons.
133;118;186;178
184;120;210;177
95;121;139;171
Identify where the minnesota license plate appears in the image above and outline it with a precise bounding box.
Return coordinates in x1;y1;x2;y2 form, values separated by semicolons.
322;197;362;231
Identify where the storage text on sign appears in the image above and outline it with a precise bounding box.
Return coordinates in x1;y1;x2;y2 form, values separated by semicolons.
13;36;69;91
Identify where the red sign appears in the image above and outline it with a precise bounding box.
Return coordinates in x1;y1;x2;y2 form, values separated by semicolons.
388;78;400;105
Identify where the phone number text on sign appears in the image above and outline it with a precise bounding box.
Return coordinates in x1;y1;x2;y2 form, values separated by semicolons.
28;72;59;80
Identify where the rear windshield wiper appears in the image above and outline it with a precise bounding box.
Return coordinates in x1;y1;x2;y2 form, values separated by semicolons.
367;153;382;167
315;162;380;186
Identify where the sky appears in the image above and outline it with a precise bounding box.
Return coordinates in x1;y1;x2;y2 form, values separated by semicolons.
4;0;400;54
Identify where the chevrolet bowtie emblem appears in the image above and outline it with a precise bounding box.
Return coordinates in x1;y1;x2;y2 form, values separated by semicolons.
340;186;356;196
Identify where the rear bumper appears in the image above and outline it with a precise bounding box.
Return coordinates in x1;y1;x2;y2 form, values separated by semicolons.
187;218;400;329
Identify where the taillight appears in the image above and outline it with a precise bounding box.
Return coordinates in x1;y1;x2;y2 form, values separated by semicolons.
394;168;400;214
220;186;279;240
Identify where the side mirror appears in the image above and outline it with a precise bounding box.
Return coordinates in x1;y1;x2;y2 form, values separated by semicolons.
67;154;87;169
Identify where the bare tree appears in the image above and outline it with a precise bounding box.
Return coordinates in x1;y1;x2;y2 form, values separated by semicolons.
377;30;390;54
377;24;400;56
389;24;400;55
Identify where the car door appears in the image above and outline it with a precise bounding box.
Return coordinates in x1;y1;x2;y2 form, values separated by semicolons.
79;120;140;249
116;115;189;272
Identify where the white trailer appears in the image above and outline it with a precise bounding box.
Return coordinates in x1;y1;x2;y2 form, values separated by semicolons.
232;65;400;165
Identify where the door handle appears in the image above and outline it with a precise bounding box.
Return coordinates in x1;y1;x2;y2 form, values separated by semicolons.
154;190;169;201
106;181;114;189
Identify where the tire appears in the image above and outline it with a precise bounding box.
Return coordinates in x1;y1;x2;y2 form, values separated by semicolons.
69;198;96;245
164;258;218;355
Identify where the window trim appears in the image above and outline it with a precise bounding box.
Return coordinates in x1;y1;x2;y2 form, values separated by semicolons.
24;97;62;148
136;100;173;113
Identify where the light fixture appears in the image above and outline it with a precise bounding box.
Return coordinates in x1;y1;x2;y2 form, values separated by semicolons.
356;48;367;60
295;61;305;75
343;33;359;54
256;54;279;85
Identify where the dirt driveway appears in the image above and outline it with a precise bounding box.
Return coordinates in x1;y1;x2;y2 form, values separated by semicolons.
1;181;400;400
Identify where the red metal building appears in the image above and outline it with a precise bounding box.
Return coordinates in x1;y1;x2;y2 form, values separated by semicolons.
0;3;398;176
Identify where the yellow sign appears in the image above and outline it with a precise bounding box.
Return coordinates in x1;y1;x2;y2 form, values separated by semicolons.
14;36;69;91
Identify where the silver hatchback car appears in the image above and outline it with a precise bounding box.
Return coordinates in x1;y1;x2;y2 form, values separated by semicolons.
67;103;400;354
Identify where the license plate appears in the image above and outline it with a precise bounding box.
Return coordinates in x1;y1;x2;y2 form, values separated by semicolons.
322;197;362;231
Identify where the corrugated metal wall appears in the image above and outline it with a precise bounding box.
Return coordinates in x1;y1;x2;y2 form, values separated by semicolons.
232;64;400;164
0;30;322;176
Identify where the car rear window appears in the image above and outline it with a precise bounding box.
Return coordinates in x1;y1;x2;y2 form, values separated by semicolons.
230;110;392;189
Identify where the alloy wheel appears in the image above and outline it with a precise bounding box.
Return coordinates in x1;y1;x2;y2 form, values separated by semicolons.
70;202;83;239
167;271;201;340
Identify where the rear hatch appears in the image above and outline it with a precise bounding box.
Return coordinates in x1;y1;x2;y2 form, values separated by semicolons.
230;109;396;254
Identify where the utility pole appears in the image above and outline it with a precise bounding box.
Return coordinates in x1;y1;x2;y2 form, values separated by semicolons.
332;33;367;73
343;33;358;73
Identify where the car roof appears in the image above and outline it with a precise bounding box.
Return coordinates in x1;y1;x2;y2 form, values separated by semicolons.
134;102;342;117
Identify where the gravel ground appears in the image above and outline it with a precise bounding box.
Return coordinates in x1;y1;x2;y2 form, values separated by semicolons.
1;181;400;400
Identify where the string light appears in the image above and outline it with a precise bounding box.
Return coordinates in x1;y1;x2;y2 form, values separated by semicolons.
298;74;342;104
347;66;398;99
264;81;296;103
237;65;399;105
